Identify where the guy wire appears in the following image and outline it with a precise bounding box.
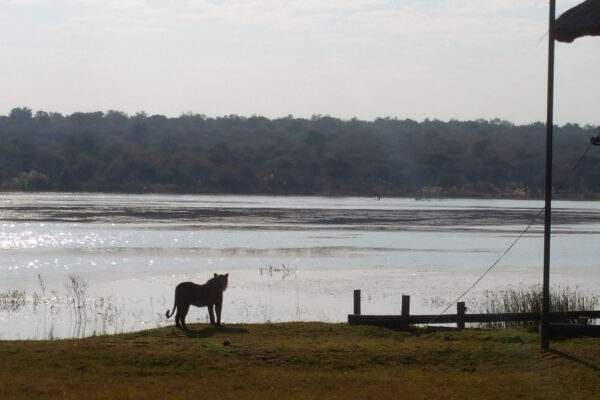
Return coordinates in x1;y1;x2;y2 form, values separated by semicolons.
428;141;595;324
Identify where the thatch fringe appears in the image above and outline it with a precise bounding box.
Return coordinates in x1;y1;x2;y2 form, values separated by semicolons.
555;0;600;42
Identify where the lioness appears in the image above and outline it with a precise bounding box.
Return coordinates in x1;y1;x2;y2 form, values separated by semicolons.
165;273;229;330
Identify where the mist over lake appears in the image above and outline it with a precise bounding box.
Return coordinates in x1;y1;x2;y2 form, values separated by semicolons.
1;193;599;340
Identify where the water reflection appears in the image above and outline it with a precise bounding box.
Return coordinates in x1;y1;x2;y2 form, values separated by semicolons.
1;194;599;340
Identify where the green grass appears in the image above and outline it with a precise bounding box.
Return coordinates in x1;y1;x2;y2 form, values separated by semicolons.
1;323;599;399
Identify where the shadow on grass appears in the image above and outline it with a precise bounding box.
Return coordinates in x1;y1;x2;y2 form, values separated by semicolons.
550;349;600;372
183;325;249;339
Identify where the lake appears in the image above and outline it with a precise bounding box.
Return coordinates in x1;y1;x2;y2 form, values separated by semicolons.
1;193;599;339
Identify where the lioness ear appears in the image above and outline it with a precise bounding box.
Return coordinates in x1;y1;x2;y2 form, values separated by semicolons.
214;273;218;277
225;273;229;277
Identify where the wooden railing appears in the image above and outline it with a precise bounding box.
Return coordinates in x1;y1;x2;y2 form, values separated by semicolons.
348;290;600;331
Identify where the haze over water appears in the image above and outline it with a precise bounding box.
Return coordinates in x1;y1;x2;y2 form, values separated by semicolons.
1;193;599;340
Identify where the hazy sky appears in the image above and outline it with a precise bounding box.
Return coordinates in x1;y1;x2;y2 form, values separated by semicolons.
1;0;599;125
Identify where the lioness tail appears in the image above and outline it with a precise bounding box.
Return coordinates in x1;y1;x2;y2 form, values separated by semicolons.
165;301;177;318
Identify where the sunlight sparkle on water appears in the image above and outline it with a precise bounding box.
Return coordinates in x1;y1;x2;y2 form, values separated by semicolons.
0;194;599;339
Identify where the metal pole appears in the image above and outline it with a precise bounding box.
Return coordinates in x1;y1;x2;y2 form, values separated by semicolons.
541;0;556;351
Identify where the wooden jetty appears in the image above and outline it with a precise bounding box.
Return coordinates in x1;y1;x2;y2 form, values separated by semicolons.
348;290;600;333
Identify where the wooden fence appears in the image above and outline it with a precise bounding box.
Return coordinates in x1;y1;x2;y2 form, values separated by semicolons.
348;290;600;333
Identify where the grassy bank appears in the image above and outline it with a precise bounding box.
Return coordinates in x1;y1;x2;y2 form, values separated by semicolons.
1;323;599;399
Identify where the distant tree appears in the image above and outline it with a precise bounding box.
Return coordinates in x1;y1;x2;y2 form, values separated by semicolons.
8;170;52;191
9;107;33;122
0;109;598;198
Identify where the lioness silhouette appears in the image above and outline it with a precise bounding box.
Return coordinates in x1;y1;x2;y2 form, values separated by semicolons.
165;273;229;330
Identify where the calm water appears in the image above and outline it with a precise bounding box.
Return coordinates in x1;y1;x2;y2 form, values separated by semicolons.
1;193;599;339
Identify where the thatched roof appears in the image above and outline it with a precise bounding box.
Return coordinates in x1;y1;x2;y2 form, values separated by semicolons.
555;0;600;42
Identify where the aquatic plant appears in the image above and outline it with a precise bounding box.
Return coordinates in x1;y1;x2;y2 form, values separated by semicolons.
259;264;298;279
468;285;599;328
0;274;133;339
0;290;27;311
66;273;88;310
422;295;451;309
37;273;47;298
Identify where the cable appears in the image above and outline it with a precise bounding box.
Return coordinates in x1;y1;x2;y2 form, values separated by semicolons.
428;141;595;324
555;142;594;193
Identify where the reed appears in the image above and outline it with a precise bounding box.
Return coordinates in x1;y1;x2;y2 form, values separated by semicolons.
259;263;297;279
468;284;599;328
0;274;129;339
0;290;27;311
66;273;88;311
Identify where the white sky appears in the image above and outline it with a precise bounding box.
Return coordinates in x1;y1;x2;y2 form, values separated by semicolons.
1;0;599;125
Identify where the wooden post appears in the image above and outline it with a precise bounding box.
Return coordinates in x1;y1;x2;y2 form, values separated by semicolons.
401;295;410;329
457;302;466;330
353;290;361;315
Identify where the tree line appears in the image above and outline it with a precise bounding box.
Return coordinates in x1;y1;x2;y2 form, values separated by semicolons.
1;107;599;198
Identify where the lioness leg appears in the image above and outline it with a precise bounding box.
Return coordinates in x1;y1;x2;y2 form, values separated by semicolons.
215;301;222;326
175;308;182;329
208;304;216;325
177;303;191;330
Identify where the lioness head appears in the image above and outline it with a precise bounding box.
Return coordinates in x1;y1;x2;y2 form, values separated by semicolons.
213;273;229;291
